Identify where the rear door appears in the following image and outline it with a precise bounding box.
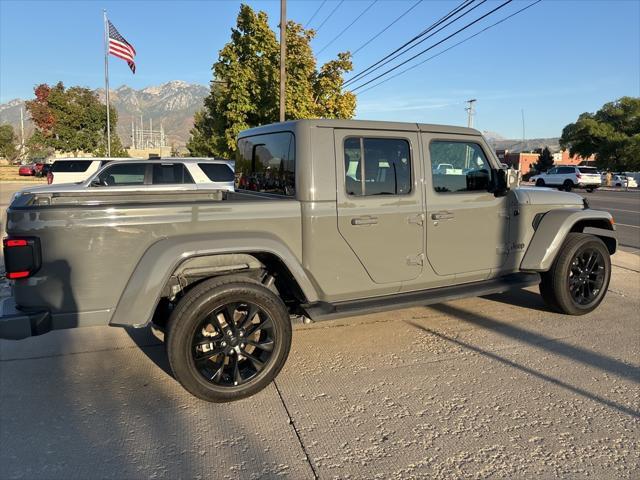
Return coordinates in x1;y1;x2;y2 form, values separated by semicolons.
334;129;424;284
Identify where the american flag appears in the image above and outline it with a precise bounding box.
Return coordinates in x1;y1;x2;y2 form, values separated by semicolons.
108;20;136;73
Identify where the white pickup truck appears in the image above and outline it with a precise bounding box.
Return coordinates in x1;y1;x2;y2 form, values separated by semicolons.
531;165;601;192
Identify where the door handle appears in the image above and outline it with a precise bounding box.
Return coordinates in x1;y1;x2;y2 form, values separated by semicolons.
431;211;454;220
351;216;378;226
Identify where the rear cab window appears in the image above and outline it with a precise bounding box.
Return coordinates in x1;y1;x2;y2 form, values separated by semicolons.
578;167;598;174
51;160;93;173
236;132;295;196
198;163;235;182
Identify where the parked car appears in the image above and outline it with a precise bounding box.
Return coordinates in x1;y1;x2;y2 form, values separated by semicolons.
530;165;601;192
17;164;35;176
602;173;638;188
35;158;235;192
1;119;616;403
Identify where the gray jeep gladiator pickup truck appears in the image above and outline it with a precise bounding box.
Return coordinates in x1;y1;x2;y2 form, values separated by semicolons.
2;119;616;402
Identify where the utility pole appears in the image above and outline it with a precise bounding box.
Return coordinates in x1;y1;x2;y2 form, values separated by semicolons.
465;99;476;128
521;108;526;151
20;107;25;158
279;0;286;122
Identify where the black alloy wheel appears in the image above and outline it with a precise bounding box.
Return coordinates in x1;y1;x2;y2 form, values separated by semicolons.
539;233;611;315
567;247;606;307
167;276;292;402
192;301;275;387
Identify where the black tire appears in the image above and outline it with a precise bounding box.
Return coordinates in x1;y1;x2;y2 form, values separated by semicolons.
535;179;545;187
586;187;594;193
539;233;611;315
166;275;292;402
563;180;574;192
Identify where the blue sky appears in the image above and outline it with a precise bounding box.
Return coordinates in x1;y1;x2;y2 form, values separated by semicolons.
0;0;638;138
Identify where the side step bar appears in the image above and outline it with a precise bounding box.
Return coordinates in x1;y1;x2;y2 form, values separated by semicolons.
303;273;541;322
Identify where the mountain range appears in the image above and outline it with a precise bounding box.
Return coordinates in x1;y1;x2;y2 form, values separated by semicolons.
0;80;209;147
0;81;560;151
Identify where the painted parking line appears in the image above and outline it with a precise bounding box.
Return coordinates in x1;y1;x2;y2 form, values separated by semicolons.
616;223;640;229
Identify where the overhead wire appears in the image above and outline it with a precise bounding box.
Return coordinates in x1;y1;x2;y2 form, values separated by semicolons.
316;0;378;55
305;0;328;28
343;0;478;87
351;0;425;56
348;0;514;92
355;0;543;95
314;0;345;34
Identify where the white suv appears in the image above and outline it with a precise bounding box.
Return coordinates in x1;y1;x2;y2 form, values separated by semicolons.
531;166;601;192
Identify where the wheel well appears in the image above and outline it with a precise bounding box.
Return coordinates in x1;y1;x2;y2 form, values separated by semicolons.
570;219;616;254
155;252;308;326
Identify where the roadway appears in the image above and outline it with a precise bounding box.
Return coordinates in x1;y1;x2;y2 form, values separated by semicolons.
584;189;640;252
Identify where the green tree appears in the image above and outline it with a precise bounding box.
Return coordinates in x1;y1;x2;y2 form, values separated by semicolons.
188;4;356;158
560;96;640;170
0;124;19;162
534;146;554;172
25;82;127;157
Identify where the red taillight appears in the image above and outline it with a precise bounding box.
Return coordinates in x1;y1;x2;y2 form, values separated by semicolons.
6;271;30;280
47;172;53;184
3;236;41;280
4;239;27;247
576;173;582;179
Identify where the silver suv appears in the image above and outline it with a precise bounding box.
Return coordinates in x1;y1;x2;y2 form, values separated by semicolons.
36;158;235;193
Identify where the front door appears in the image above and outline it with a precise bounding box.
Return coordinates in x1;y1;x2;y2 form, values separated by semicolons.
335;129;424;284
423;136;510;276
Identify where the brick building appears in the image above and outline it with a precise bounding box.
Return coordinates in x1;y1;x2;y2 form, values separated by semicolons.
497;149;596;173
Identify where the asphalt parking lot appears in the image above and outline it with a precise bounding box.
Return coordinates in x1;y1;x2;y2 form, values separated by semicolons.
0;182;639;478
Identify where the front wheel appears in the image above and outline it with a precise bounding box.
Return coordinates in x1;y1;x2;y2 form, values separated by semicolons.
586;187;594;193
535;179;545;187
540;233;611;315
167;276;292;402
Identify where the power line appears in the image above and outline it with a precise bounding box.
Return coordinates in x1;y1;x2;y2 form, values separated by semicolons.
352;0;424;56
355;0;543;95
316;0;378;55
314;0;345;34
343;0;477;87
305;0;327;28
349;0;514;92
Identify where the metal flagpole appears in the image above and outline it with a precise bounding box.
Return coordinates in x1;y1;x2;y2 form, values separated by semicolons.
103;10;111;157
279;0;286;122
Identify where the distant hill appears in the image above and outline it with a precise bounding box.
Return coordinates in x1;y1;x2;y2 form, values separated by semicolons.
0;80;208;147
483;131;561;153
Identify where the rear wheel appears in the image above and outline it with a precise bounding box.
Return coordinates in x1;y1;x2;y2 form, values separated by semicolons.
535;179;545;187
167;276;292;402
563;180;574;192
586;187;594;193
540;233;611;315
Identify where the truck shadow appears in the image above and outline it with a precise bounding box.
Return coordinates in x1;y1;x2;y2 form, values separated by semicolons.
483;288;555;313
124;325;173;377
408;304;639;418
408;319;639;419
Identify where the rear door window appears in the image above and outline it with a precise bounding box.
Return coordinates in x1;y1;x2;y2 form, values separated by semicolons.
344;137;412;196
98;163;146;186
51;160;93;173
152;163;195;184
198;163;235;182
558;166;575;174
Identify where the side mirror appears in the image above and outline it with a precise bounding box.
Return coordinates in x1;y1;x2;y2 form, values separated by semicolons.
90;179;102;187
491;168;518;196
